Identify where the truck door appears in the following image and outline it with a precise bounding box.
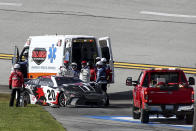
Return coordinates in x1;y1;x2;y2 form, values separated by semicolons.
98;37;114;83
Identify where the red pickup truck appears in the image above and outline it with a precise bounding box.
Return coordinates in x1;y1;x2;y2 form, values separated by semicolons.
126;68;195;124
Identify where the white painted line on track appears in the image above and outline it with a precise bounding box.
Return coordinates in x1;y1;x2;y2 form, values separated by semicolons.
0;2;22;6
140;11;196;18
85;116;193;130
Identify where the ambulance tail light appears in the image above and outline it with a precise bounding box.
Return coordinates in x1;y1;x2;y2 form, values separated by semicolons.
191;91;194;103
144;91;148;103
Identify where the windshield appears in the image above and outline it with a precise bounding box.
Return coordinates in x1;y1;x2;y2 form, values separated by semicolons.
150;72;179;85
72;38;98;69
55;77;83;86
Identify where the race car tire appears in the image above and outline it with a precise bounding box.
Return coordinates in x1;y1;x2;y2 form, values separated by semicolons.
132;100;140;119
18;90;29;107
23;90;30;105
58;93;67;107
140;109;149;123
185;114;193;124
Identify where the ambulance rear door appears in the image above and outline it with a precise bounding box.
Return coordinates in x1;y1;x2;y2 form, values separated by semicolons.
98;37;114;83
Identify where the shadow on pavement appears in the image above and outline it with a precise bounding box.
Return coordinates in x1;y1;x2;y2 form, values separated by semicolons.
108;90;133;100
106;90;133;108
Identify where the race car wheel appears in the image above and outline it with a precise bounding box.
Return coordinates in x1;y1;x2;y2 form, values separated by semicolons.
58;93;67;107
132;100;140;119
23;91;30;105
140;109;149;123
185;114;193;124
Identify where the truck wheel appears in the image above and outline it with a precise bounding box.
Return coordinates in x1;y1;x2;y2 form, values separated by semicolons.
141;109;149;123
185;114;193;124
132;100;140;119
176;115;184;120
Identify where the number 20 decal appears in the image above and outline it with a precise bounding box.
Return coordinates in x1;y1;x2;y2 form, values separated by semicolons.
47;89;56;101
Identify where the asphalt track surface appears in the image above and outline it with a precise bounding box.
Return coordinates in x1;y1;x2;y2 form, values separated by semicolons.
0;0;196;131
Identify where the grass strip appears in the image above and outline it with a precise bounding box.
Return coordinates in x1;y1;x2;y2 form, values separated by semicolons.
0;93;65;131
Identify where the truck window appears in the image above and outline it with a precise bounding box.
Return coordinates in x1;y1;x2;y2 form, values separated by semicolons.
181;72;187;83
20;47;29;62
137;72;143;84
142;73;149;87
150;72;179;84
64;48;71;62
72;38;98;69
99;40;110;61
39;78;54;87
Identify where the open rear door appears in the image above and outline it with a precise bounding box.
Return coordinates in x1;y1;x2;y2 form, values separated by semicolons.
98;37;114;83
12;46;19;65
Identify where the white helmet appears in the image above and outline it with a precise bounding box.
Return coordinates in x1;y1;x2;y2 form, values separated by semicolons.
96;61;103;66
101;58;107;62
96;57;101;60
14;64;20;69
71;62;77;66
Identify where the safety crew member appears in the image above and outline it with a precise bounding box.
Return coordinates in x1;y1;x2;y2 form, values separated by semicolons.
101;58;112;83
9;64;24;107
71;62;80;78
88;62;96;81
18;51;28;78
80;61;90;82
96;61;109;106
95;57;101;63
57;60;70;76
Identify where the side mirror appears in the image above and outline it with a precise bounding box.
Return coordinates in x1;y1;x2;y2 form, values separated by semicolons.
189;77;195;85
126;77;132;86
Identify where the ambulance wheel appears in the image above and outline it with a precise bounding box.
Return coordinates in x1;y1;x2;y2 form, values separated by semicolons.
58;93;67;107
141;109;149;123
185;114;193;124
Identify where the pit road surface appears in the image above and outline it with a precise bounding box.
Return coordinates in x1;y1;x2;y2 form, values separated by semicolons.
0;0;196;131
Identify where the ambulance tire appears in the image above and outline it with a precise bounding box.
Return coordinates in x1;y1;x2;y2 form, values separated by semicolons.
141;109;149;123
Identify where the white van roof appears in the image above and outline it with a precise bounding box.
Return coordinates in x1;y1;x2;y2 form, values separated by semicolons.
29;35;95;40
24;35;96;47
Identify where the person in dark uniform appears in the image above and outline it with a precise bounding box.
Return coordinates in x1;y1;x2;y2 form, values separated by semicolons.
96;61;109;106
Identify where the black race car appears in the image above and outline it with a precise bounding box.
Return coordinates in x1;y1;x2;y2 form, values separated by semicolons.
24;75;107;107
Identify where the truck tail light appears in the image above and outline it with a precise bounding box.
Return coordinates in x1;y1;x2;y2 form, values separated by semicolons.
191;91;194;103
144;91;148;103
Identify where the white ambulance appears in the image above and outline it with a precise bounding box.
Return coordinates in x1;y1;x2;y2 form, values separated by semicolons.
12;35;114;83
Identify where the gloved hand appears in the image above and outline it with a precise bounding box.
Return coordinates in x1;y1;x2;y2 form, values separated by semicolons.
9;85;12;90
